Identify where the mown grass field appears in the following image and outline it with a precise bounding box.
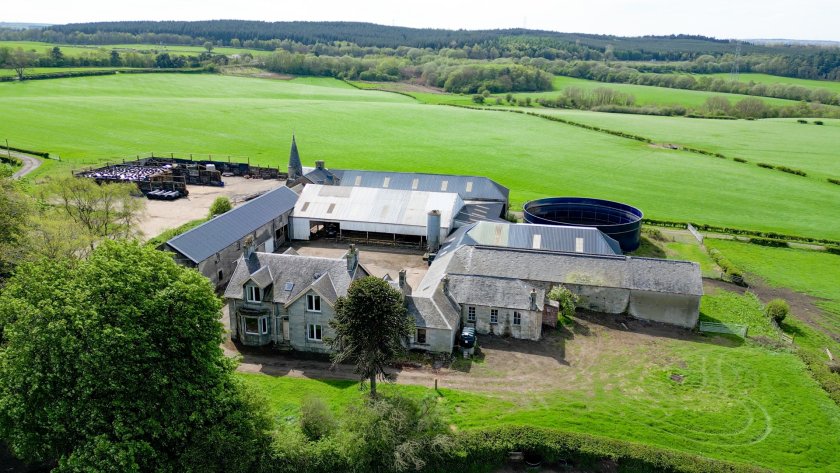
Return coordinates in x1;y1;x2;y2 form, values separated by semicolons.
531;108;840;180
0;67;135;77
3;73;840;240
238;328;840;473
703;72;840;93
509;75;804;108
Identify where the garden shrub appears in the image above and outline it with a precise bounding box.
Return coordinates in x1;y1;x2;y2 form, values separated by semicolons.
733;157;748;163
797;119;808;124
764;299;789;324
300;397;338;441
757;162;774;169
814;120;824;125
750;237;788;248
828;178;840;186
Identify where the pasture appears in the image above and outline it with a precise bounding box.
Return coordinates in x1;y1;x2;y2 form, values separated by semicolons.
2;73;840;240
510;75;804;108
530;108;840;180
703;72;840;93
239;314;840;472
0;40;270;57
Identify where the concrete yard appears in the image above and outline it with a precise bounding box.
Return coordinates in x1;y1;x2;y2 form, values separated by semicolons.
138;177;285;240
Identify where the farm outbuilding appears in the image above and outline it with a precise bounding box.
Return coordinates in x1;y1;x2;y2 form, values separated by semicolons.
289;184;464;246
163;186;299;290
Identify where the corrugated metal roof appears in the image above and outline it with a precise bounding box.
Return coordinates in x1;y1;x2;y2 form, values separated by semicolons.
166;186;298;264
292;184;463;230
465;221;621;255
454;202;506;226
325;169;509;203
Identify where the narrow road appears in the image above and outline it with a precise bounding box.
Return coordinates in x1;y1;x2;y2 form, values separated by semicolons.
5;150;42;179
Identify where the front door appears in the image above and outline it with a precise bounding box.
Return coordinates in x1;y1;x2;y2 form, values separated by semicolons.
282;317;290;340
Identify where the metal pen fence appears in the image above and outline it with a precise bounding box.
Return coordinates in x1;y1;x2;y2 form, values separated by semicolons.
699;321;748;338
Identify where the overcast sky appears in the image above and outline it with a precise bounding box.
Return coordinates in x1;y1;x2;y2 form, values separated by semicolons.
6;0;840;41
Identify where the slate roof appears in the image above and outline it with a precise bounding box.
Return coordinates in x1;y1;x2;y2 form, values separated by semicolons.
406;287;461;330
166;186;298;264
447;275;545;311
464;221;621;255
313;168;509;203
224;251;361;306
628;257;704;296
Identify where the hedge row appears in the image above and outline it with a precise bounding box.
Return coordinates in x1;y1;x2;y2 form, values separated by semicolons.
642;218;840;246
798;350;840;406
829;178;840;186
0;154;22;166
0;144;49;159
708;248;744;281
430;426;770;473
749;237;789;248
733;157;749;163
0;68;208;83
827;246;840;256
756;162;807;176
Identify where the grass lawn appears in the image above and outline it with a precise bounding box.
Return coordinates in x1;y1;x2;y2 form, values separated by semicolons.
508;75;805;109
528;108;840;180
238;331;840;472
700;290;777;338
3;73;840;241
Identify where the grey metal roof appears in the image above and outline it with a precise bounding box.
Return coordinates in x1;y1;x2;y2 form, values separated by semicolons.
166;186;298;264
465;221;621;255
327;169;509;203
454;202;506;226
447;275;545;311
224;252;355;306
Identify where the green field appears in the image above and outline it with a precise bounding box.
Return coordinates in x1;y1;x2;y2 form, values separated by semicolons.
509;75;804;108
0;40;270;57
3;73;840;240
704;73;840;93
531;108;840;180
0;67;135;77
239;329;840;473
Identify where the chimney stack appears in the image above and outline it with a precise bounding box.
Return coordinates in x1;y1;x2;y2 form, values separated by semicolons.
315;160;325;170
529;288;538;311
398;269;407;289
244;235;256;258
442;274;450;295
346;244;358;272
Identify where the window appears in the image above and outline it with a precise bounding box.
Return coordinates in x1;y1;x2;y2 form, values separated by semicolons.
467;306;476;322
307;294;321;312
490;309;498;324
575;237;584;253
246;286;262;303
217;270;224;281
308;324;322;341
532;234;541;249
513;312;521;325
416;329;427;344
301;202;310;212
440;180;448;191
327;203;336;214
411;178;419;190
245;316;269;335
465;181;473;192
354;175;362;186
383;177;390;188
237;241;241;250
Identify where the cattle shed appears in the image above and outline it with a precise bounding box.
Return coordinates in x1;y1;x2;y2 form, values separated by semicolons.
290;184;463;245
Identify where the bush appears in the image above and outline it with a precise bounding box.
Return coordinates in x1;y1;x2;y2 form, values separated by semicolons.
814;120;824;125
548;285;579;324
829;178;840;186
757;162;774;169
733;157;748;163
471;94;485;104
765;298;789;324
750;237;788;248
300;397;337;441
208;196;233;217
775;165;807;177
797;119;808;124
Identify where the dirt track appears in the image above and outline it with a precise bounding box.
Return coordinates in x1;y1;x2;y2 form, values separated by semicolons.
6;150;41;179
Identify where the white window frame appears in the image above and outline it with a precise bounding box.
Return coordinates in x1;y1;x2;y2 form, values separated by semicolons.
513;311;522;325
490;309;498;324
246;285;262;303
308;323;323;341
244;316;269;335
307;294;322;312
467;306;476;322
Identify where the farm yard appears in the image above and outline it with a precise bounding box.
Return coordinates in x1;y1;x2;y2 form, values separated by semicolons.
3;41;840;472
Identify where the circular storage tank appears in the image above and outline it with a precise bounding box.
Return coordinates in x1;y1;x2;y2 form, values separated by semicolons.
523;197;643;252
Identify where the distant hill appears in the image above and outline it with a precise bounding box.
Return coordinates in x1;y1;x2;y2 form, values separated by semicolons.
748;38;840;47
0;22;52;29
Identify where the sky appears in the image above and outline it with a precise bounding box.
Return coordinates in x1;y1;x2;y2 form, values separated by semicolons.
6;0;840;41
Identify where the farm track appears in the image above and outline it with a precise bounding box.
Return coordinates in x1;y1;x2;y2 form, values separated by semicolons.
6;150;41;179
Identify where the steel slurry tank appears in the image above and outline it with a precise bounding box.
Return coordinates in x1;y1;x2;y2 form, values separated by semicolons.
522;197;643;252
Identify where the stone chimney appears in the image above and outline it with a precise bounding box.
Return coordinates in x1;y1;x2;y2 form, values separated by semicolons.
244;235;256;258
346;244;358;272
398;269;407;289
315;160;325;170
442;274;450;295
529;288;538;311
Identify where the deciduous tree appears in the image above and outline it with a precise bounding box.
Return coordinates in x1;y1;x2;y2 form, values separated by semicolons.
0;241;273;472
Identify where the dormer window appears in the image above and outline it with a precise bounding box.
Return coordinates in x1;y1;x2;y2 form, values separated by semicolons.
246;286;262;303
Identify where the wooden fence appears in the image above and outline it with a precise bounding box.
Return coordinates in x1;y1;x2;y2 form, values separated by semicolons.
699;321;748;338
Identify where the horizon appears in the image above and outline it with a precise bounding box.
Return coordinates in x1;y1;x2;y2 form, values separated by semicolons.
5;0;840;42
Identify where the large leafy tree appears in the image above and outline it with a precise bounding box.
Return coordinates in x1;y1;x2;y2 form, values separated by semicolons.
0;241;272;472
0;171;31;278
328;277;414;398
